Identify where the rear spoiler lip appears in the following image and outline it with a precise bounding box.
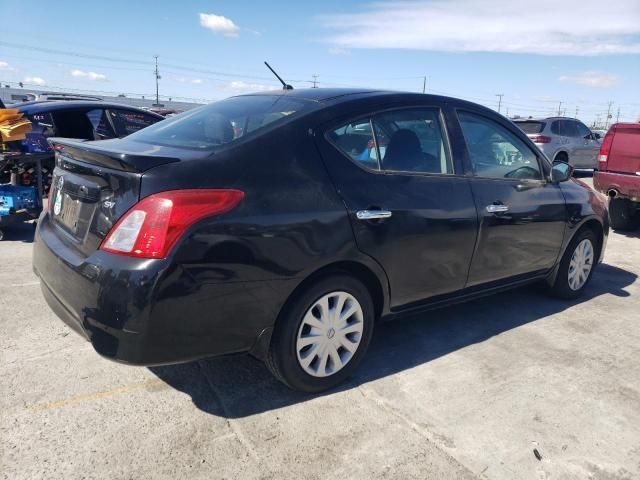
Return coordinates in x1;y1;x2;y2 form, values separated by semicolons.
47;138;180;173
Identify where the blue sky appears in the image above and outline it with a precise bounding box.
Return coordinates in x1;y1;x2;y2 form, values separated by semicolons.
1;0;639;124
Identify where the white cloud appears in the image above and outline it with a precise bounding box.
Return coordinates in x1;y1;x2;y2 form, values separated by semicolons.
199;13;240;37
225;80;275;93
321;0;640;55
559;71;621;88
25;76;46;86
0;61;16;71
71;69;108;81
328;48;351;56
191;79;203;85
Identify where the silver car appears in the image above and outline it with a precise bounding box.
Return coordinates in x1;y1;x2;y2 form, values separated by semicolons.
514;117;601;169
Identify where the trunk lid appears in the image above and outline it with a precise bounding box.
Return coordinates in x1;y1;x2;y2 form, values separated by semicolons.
48;138;181;257
607;124;640;174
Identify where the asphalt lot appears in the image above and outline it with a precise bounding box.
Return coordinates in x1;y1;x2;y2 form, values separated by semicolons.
2;177;639;480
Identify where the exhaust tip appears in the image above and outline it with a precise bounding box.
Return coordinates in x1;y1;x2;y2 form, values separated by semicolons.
608;189;618;198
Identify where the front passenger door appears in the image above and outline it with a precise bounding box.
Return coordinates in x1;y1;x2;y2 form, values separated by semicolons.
456;110;566;287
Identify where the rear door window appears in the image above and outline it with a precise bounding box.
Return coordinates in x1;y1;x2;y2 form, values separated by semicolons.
329;108;453;175
551;121;560;135
109;109;160;137
561;120;579;138
50;109;97;140
329;120;380;170
86;109;116;139
458;111;542;180
373;109;453;174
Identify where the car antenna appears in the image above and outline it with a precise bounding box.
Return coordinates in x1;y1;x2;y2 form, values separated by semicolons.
264;61;294;90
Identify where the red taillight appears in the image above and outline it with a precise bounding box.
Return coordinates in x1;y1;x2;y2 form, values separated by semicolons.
100;189;244;259
530;135;551;144
598;127;616;169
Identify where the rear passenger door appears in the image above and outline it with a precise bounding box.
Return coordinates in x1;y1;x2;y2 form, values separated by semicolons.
455;110;566;286
317;105;478;309
574;121;599;167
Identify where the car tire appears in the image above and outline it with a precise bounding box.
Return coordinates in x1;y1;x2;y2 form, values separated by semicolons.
266;273;375;393
609;198;639;231
548;228;598;299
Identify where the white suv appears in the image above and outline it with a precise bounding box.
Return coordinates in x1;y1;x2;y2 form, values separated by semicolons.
514;117;601;169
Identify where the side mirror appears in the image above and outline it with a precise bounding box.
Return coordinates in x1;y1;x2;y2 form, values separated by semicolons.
551;161;573;183
593;133;601;140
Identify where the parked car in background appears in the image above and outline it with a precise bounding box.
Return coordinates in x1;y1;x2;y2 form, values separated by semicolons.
594;123;640;231
1;101;163;190
514;117;600;169
33;89;609;393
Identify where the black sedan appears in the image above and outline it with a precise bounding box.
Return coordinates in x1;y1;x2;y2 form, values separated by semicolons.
33;89;609;392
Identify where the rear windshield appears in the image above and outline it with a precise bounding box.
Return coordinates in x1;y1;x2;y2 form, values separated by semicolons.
515;121;546;134
127;95;310;150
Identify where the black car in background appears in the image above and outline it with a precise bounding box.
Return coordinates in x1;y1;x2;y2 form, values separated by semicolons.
1;100;162;189
33;89;609;392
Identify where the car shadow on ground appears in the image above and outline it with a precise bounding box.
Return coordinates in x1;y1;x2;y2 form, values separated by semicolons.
0;221;36;243
150;263;636;419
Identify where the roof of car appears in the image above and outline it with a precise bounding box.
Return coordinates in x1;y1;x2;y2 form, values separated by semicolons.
15;100;164;118
513;117;578;122
233;87;485;108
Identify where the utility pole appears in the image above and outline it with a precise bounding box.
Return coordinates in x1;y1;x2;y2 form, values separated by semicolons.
495;94;504;113
574;106;579;118
605;100;614;129
615;107;620;124
557;101;563;116
311;74;319;88
154;55;161;106
506;107;509;117
422;76;427;94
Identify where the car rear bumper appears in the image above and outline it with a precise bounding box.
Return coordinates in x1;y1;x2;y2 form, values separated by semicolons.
33;212;287;366
594;171;640;201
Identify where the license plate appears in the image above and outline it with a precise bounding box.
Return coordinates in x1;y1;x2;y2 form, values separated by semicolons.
56;193;81;233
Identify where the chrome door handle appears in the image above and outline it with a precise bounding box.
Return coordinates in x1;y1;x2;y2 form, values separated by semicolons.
486;204;509;213
356;210;393;220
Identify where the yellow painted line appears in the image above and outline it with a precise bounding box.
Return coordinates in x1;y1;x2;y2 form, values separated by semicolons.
29;378;165;412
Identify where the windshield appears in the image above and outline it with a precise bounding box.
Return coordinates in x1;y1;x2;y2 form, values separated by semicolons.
127;95;310;150
515;121;546;134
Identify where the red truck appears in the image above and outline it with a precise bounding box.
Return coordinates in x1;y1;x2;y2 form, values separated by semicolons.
594;123;640;231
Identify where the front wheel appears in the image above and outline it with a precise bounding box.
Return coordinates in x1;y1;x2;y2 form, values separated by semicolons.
266;274;375;392
548;228;598;299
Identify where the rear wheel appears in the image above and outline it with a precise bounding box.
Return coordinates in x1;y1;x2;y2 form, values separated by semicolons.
266;274;374;392
609;198;639;231
548;228;598;299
